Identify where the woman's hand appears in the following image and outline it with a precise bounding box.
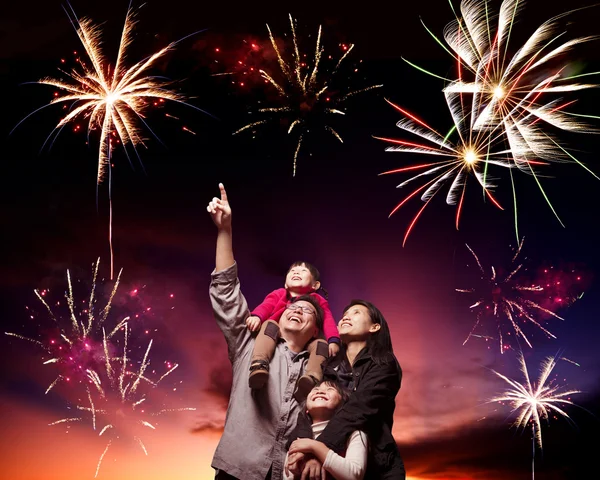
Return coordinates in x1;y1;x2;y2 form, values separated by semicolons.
289;438;319;455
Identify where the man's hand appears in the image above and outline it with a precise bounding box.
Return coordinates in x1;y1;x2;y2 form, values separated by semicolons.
245;315;261;332
207;183;231;230
328;342;340;357
301;458;326;480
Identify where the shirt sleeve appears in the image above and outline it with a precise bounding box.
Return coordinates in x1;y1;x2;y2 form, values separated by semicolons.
316;295;339;343
317;360;400;453
323;430;368;480
209;262;253;364
251;288;285;321
282;452;295;480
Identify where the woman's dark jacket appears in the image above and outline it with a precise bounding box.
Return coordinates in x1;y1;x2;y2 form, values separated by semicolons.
289;347;406;479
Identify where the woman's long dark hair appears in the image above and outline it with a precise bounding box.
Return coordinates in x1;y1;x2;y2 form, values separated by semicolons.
343;299;396;365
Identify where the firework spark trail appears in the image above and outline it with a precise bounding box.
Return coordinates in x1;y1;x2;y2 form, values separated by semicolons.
392;0;600;241
489;352;582;478
84;322;193;477
457;239;572;353
7;259;193;476
5;258;126;394
376;94;520;246
439;0;599;193
423;0;599;143
235;14;381;176
12;3;209;279
47;319;193;478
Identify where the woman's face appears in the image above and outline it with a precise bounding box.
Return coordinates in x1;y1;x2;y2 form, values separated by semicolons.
338;304;380;340
306;382;343;418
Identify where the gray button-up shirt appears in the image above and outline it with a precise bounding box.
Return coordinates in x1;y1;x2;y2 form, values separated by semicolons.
210;263;309;480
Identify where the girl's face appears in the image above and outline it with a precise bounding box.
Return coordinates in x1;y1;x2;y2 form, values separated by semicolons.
338;304;380;340
285;264;319;294
306;382;343;419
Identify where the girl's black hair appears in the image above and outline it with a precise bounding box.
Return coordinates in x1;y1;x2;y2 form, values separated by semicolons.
286;379;349;449
304;379;350;422
288;261;328;299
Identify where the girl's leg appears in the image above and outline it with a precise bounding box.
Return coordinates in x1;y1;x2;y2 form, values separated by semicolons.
294;338;329;401
249;320;280;389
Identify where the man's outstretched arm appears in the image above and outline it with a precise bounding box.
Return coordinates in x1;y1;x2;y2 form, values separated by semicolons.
207;183;251;363
207;183;234;272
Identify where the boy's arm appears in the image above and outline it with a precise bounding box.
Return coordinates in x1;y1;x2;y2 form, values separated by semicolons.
251;288;286;321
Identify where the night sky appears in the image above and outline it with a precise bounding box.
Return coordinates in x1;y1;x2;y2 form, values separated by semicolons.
1;1;600;479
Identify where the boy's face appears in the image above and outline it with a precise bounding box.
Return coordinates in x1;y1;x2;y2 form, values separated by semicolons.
285;264;319;293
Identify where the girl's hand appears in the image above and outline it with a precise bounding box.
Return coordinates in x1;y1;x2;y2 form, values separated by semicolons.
328;342;340;357
245;315;261;331
289;438;318;455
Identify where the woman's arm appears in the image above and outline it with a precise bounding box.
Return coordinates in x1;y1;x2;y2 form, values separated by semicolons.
289;431;368;480
323;430;368;480
316;360;400;453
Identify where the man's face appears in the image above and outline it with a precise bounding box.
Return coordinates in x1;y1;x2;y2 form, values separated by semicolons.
279;300;318;340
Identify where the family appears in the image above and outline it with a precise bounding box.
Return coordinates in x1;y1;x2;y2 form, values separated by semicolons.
207;183;405;480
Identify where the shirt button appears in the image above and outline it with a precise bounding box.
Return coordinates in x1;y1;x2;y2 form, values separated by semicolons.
353;387;357;391
354;372;359;377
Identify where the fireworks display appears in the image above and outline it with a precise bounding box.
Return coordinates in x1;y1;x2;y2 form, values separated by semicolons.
377;96;515;247
207;35;272;90
234;14;382;176
441;0;598;138
382;0;599;243
5;258;194;477
6;259;126;393
490;352;582;476
457;238;585;353
4;1;600;478
13;3;204;279
51;323;193;478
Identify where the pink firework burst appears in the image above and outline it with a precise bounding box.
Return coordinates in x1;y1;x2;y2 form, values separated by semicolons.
457;238;583;353
5;258;145;393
